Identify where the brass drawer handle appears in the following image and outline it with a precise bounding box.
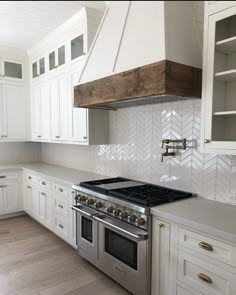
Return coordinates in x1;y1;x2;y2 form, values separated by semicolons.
59;188;63;192
59;204;64;209
27;186;31;189
42;181;46;185
0;176;6;179
199;242;213;252
28;176;32;180
197;273;213;284
59;224;64;229
159;223;164;228
41;192;46;196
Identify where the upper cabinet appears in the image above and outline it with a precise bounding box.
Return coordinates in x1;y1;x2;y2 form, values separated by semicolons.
28;7;109;145
201;4;236;154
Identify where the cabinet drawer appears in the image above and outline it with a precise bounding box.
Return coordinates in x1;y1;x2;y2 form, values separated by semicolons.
0;172;18;181
54;214;68;239
177;250;235;295
53;183;69;197
38;178;51;190
54;196;68;216
178;228;236;267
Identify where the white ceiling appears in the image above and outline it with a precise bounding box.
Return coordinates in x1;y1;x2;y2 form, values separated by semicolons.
0;1;106;50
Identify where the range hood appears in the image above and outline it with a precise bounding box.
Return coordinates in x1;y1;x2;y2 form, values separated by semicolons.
74;1;203;109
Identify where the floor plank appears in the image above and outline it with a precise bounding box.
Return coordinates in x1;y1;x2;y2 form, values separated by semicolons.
0;216;130;295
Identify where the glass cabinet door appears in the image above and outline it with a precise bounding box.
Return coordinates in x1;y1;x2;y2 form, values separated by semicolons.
58;45;65;66
71;35;84;60
32;62;38;79
2;59;23;81
39;58;45;75
49;51;56;71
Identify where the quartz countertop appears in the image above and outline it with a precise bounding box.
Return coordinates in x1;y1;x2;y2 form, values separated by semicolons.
151;197;236;244
0;162;105;185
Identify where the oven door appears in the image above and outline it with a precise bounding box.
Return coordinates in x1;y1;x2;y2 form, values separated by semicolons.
94;215;149;295
72;204;99;265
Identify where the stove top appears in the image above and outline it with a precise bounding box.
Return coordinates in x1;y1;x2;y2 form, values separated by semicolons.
80;177;194;207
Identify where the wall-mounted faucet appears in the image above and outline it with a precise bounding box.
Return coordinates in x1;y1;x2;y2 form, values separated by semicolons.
161;139;187;162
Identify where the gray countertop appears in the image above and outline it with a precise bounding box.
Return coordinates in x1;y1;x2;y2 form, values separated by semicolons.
151;197;236;245
0;162;105;185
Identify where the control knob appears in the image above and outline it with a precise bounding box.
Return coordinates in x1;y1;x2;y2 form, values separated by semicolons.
137;217;146;226
95;201;103;209
86;198;95;205
128;214;138;223
77;195;88;202
119;211;129;219
106;206;114;214
113;208;122;217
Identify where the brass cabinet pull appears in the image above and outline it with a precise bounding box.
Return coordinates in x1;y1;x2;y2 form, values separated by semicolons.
28;176;32;180
199;242;213;252
41;192;46;196
27;186;31;189
159;223;164;228
59;224;64;229
0;176;6;179
42;181;46;185
59;188;63;192
197;273;213;284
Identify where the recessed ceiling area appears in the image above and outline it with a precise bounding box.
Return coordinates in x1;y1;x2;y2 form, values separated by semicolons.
0;1;106;50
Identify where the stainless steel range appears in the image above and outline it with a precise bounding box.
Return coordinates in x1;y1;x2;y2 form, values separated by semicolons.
72;177;194;295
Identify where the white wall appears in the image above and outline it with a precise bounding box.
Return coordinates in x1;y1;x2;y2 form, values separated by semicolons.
42;100;236;206
0;142;42;164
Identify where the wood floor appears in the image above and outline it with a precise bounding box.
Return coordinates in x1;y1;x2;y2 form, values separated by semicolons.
0;215;130;295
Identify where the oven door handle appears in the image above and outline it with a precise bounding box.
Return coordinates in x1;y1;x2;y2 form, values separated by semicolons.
93;215;148;241
71;205;94;218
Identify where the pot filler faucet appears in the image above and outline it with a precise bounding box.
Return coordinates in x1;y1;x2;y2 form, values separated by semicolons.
161;139;187;162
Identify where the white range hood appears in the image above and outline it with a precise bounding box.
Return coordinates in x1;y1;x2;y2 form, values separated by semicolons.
74;1;203;108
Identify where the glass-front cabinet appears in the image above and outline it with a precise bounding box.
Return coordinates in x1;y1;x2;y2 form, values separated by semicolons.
202;5;236;154
49;44;66;72
32;57;45;79
71;34;85;61
1;58;24;82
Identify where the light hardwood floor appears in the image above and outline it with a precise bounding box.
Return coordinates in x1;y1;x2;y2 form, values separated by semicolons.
0;215;130;295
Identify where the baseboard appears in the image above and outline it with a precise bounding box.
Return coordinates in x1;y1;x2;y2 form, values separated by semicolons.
0;211;26;220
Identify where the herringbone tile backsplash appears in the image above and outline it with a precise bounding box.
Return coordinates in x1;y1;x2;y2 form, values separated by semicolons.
42;100;236;205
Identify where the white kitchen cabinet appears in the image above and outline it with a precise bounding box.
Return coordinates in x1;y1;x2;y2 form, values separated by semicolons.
50;72;68;141
32;57;45;79
39;190;53;228
0;84;27;141
69;65;109;145
201;5;236;154
49;44;66;72
3;182;19;212
25;184;33;214
152;218;170;295
32;82;50;140
0;58;24;83
0;185;4;214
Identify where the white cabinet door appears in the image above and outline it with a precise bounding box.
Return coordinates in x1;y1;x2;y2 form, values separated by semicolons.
69;65;88;143
152;219;170;295
0;186;4;213
32;83;50;140
32;85;41;139
50;73;68;141
24;184;33;213
40;82;50;140
3;182;19;212
32;188;39;217
69;190;76;247
3;84;27;140
0;85;4;139
39;191;47;223
39;191;53;228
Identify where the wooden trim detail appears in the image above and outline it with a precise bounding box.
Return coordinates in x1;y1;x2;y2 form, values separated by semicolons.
74;60;202;108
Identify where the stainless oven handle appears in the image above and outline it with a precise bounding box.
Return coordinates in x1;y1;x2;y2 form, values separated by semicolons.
71;205;93;218
93;215;148;241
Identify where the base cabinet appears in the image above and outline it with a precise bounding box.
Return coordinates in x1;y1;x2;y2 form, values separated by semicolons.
152;216;236;295
23;170;76;248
